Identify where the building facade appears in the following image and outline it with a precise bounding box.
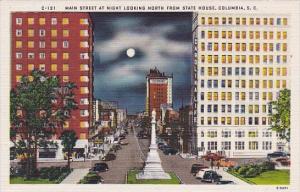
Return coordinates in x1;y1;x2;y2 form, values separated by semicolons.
11;12;94;159
146;67;173;119
192;14;290;158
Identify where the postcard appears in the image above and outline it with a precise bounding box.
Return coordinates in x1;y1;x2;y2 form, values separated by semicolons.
0;0;299;192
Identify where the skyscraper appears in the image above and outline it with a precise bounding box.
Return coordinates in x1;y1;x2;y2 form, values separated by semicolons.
11;12;93;159
146;67;173;120
192;14;290;157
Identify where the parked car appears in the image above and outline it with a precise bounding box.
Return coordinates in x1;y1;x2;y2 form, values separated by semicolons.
120;140;129;145
216;180;235;185
102;153;116;161
163;147;178;155
267;151;287;159
196;169;222;183
190;164;209;176
90;163;109;172
158;144;167;150
157;142;165;148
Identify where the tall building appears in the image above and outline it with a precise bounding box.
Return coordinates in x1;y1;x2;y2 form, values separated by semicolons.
11;12;93;159
192;14;290;158
145;67;173;119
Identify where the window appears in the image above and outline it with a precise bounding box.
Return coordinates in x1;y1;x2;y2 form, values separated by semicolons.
16;41;22;48
28;18;34;25
208;141;217;150
63;64;69;71
39;52;45;59
80;76;89;82
235;131;245;138
235;141;244;150
207;131;217;138
80;87;89;94
39;18;45;25
51;41;57;48
28;53;34;59
51;29;57;37
51;64;57;71
28;29;34;37
249;141;258;150
16;52;22;59
28;64;34;71
80;41;89;48
80;110;89;117
283;18;288;25
80;98;89;105
16;29;22;37
16;64;22;71
28;41;34;48
63;76;69;82
63;30;69;37
222;131;231;138
263;141;272;150
51;52;57;60
39;41;45;48
80;53;89;59
80;133;87;139
62;41;69;48
62;52;69;60
62;18;69;25
39;64;45;71
51;18;57;25
222;141;231;150
80;30;89;37
16;18;22;25
16;75;22;82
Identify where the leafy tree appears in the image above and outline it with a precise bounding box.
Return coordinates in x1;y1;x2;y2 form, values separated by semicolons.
269;89;290;142
60;130;78;169
10;70;77;177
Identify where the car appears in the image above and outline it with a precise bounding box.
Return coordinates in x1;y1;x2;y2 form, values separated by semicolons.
267;151;287;159
120;140;129;145
216;180;235;185
102;153;116;161
157;142;165;148
90;163;109;172
196;169;222;183
163;147;178;155
159;144;168;150
190;164;209;176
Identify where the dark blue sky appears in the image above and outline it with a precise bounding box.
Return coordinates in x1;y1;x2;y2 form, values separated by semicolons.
91;13;192;114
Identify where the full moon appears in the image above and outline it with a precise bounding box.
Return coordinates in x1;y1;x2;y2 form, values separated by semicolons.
126;48;136;58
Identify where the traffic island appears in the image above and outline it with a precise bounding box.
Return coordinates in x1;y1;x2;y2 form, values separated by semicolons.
127;170;181;184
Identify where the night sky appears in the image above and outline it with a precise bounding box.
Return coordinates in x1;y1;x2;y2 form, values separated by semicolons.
90;13;192;114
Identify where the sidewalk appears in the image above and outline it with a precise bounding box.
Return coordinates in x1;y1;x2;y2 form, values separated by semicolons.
61;168;90;184
216;168;250;185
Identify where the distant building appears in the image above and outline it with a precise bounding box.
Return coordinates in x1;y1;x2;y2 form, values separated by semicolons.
145;67;173;119
116;109;127;125
179;105;193;154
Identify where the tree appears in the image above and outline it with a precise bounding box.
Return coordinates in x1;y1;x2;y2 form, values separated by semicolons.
60;130;78;169
10;70;77;177
269;89;290;142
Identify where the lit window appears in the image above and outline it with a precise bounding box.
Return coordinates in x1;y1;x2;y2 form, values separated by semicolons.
80;30;89;37
80;64;89;71
282;68;287;76
80;41;89;48
80;133;87;139
51;41;57;48
28;29;34;37
51;52;57;60
16;41;22;48
51;29;57;37
16;29;22;37
27;41;34;48
51;64;57;71
39;64;45;71
208;17;212;25
63;121;69;129
80;121;89;128
63;76;69;82
283;18;288;25
80;87;89;94
242;18;246;25
62;18;69;25
80;76;89;82
39;18;45;25
62;52;69;60
282;80;287;88
63;64;69;71
16;18;22;25
28;18;34;25
63;30;69;37
28;64;34;71
270;18;274;25
283;31;287;39
80;18;89;25
16;75;22;82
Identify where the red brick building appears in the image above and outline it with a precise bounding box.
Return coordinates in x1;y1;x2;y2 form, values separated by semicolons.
146;67;172;119
11;12;93;142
